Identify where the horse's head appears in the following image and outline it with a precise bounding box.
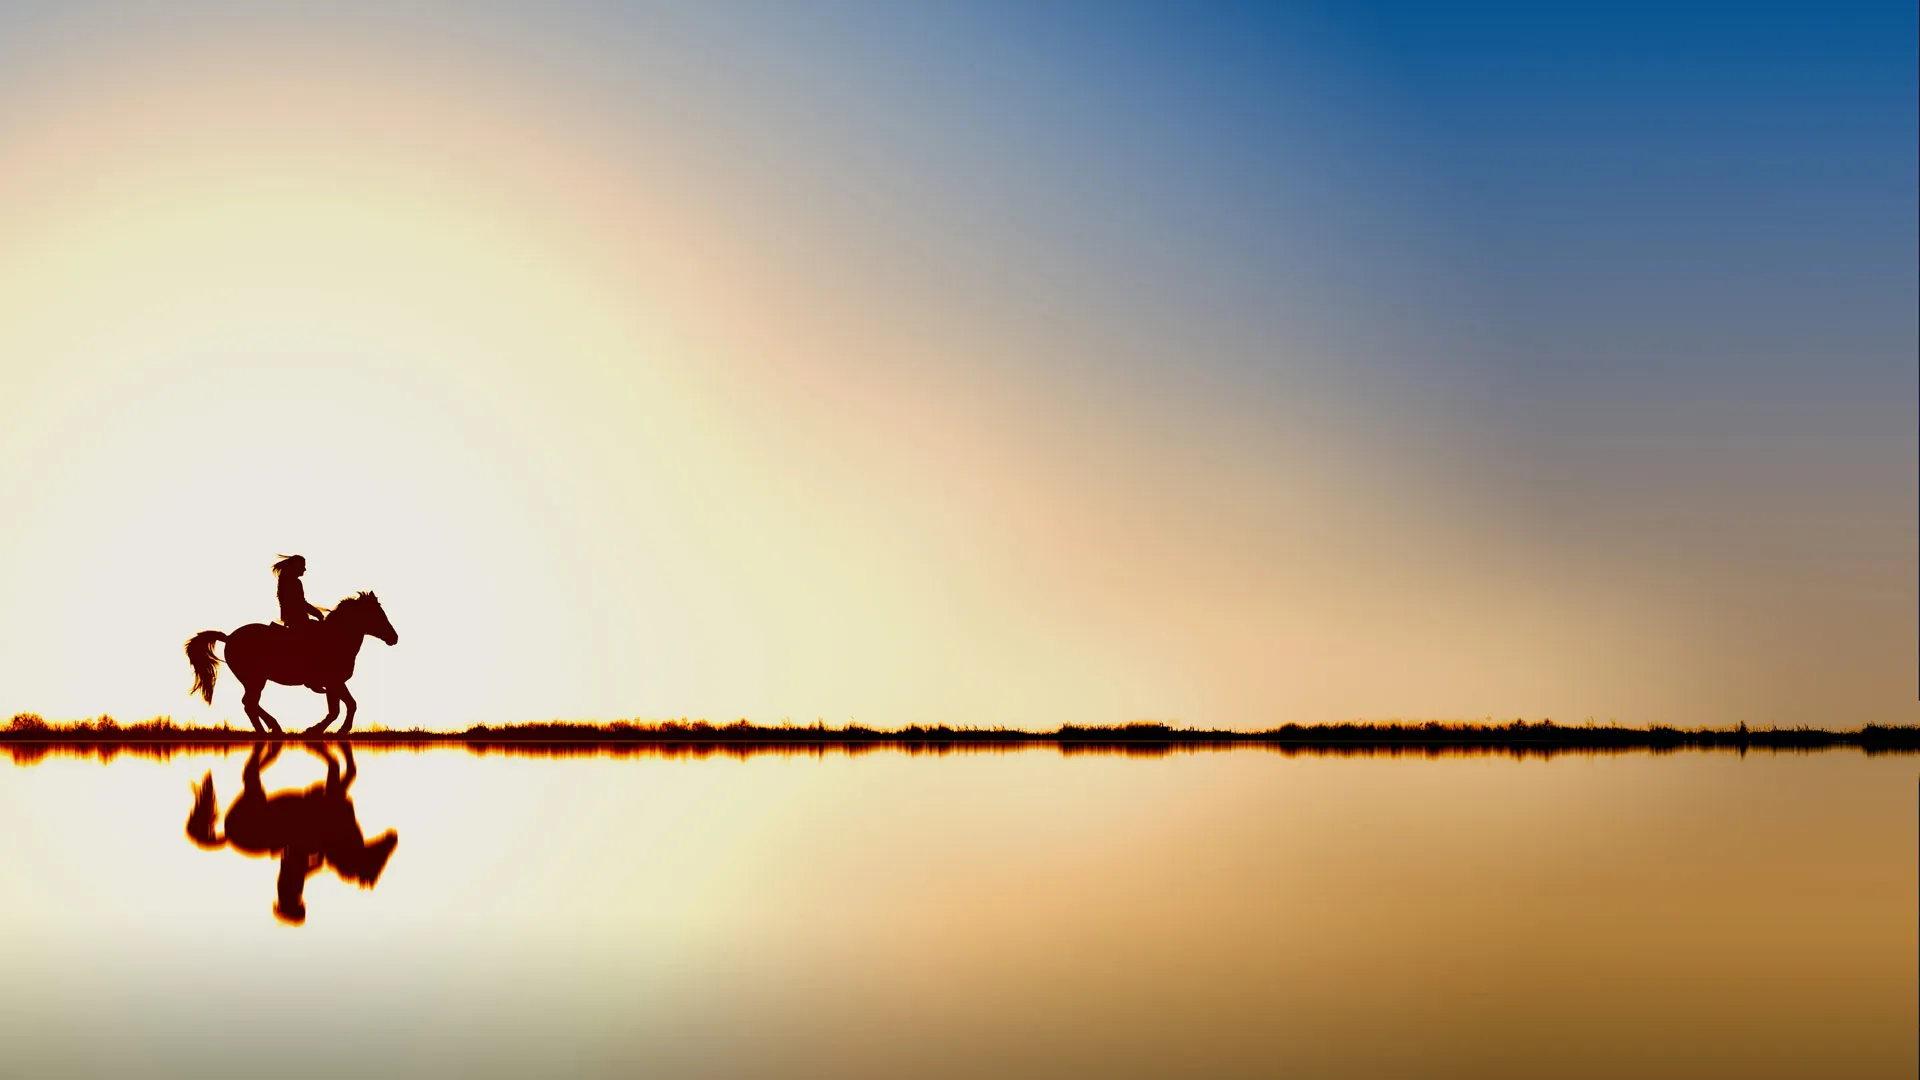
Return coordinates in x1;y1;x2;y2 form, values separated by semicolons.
335;591;399;646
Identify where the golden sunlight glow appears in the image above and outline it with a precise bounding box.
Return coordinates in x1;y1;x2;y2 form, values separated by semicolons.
0;56;694;725
0;26;1905;729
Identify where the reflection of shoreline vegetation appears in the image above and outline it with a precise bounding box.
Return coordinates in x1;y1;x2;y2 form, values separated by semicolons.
5;712;1916;764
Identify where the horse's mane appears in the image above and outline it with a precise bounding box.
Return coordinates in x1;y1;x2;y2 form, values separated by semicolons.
326;591;379;620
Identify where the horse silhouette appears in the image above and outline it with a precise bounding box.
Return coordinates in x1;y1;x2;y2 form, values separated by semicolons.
185;591;398;735
186;741;398;925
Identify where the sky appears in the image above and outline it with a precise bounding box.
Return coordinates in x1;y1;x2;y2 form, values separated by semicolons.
0;2;1911;729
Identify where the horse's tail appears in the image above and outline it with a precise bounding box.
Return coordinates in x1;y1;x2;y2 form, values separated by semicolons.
186;772;223;848
186;631;226;704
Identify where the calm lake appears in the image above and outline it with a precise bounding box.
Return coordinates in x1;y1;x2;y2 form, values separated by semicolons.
0;745;1911;1078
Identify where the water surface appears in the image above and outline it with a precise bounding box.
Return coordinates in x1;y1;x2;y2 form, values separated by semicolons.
0;745;1910;1078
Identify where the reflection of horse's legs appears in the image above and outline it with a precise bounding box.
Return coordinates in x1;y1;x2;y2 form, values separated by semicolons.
305;690;340;736
337;687;357;734
241;680;285;736
243;741;279;799
303;740;341;784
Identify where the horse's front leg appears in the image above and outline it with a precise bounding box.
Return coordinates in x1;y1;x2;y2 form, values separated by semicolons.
337;687;357;735
304;690;341;736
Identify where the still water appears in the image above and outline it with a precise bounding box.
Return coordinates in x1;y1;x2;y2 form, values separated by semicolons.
0;744;1911;1078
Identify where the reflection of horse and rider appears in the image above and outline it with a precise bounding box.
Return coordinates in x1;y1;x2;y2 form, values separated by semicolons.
187;740;398;925
185;555;398;735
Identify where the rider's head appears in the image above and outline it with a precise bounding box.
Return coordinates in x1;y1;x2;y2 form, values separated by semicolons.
272;554;307;578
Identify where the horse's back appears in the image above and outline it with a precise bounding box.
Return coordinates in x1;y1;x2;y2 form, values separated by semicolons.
224;622;297;685
228;622;276;646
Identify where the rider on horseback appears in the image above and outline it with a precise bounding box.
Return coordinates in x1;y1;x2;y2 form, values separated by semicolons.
273;554;326;638
185;559;396;734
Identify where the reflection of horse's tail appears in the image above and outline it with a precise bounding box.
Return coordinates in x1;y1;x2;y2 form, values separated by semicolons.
186;630;226;704
186;772;223;848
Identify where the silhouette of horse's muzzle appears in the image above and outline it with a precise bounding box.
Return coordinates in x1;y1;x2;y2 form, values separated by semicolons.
379;630;399;646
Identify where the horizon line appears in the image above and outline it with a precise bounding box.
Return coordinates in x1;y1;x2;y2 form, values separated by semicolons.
4;715;1916;753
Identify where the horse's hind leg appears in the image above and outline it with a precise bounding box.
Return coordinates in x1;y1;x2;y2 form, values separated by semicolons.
305;690;340;737
237;683;264;734
241;681;284;736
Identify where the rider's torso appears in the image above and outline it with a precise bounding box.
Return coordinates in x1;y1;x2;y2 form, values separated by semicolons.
277;579;315;625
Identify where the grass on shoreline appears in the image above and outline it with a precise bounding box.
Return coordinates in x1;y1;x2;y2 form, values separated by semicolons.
5;712;1916;758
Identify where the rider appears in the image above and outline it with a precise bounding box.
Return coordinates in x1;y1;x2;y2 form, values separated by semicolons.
273;554;326;638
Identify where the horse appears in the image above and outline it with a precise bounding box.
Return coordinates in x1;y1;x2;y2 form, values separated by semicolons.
185;591;398;736
187;740;398;925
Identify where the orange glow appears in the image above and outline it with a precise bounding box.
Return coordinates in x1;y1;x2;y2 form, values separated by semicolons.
0;26;1909;730
0;748;1912;1075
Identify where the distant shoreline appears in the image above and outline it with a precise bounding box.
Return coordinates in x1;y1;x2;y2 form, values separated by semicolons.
4;715;1916;761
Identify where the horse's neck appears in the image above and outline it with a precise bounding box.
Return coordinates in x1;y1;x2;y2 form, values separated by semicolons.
324;618;368;657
